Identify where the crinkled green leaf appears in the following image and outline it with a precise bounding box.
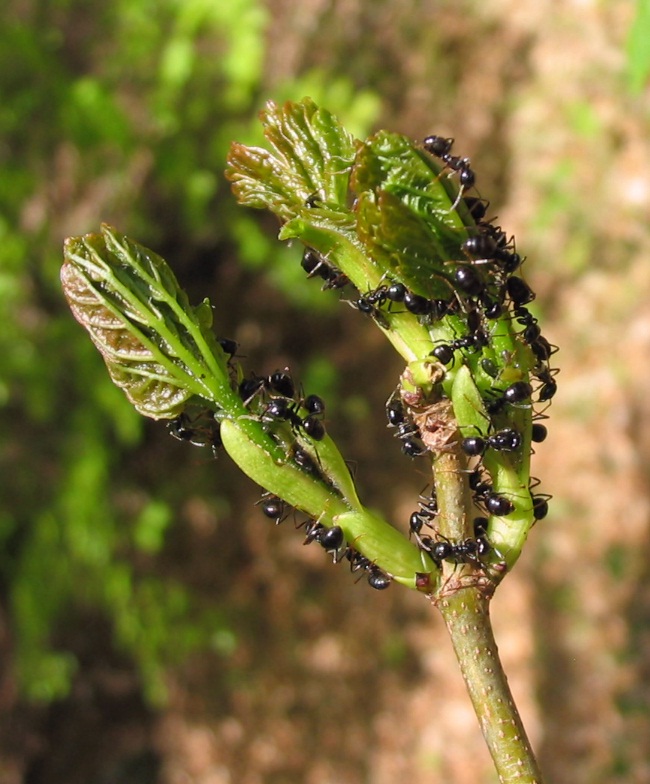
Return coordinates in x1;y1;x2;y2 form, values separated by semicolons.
352;131;469;230
355;190;456;300
226;97;356;222
228;109;491;308
61;224;236;419
351;131;502;300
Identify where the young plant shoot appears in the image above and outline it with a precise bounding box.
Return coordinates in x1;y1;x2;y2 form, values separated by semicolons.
62;98;555;783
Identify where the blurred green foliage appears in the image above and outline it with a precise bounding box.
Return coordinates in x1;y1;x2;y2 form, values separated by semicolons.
627;0;650;95
1;0;379;704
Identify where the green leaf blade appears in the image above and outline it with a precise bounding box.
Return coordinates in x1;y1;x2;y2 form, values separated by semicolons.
226;98;356;222
61;226;235;419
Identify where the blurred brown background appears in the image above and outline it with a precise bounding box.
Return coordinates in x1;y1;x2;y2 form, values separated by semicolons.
2;1;650;782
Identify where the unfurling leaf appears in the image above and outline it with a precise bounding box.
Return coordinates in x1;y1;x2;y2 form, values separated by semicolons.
226;97;357;221
61;224;235;419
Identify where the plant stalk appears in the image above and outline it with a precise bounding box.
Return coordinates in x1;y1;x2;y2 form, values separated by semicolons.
438;593;544;783
432;448;544;783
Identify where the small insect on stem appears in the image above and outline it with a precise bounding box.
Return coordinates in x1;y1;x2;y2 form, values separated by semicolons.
167;409;223;457
419;532;492;569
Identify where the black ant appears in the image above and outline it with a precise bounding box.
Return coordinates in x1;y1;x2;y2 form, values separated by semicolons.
462;234;498;261
238;373;267;404
258;493;287;524
532;494;551;521
291;445;322;477
354;285;388;308
344;549;391;590
408;490;439;542
530;335;557;363
506;277;535;306
476;224;522;272
470;472;515;516
409;511;428;541
381;280;453;322
404;291;436;317
429;343;457;366
422;135;454;158
393;421;427;457
239;369;299;406
453;264;486;297
241;368;326;441
420;533;491;568
353;282;443;325
448;156;476;189
418;489;439;519
217;337;238;357
461;427;522;457
303;521;347;561
301;249;349;290
367;566;391;590
429;331;486;366
263;396;326;441
382;280;435;318
524;477;551;522
484;493;514;517
484;380;533;415
217;337;239;378
267;370;295;398
498;251;523;274
352;286;390;328
385;282;407;303
480;295;505;320
345;548;372;574
429;310;489;366
385;394;406;427
422;135;477;201
462;226;520;275
473;516;489;537
512;306;543;345
385;392;427;456
531;423;548;443
167;409;223;456
463;196;490;223
468;466;490;494
534;367;558;402
240;370;296;405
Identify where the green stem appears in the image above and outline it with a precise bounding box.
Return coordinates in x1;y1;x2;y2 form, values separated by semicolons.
432;448;544;782
433;448;472;543
438;593;544;784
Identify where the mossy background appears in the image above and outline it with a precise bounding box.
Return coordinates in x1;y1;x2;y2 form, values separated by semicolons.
2;1;650;782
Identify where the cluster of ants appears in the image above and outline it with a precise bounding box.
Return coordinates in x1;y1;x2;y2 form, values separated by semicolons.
168;353;399;589
259;492;392;590
169;134;555;591
408;488;491;567
238;368;395;588
168;359;387;581
295;134;556;581
169;359;329;479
